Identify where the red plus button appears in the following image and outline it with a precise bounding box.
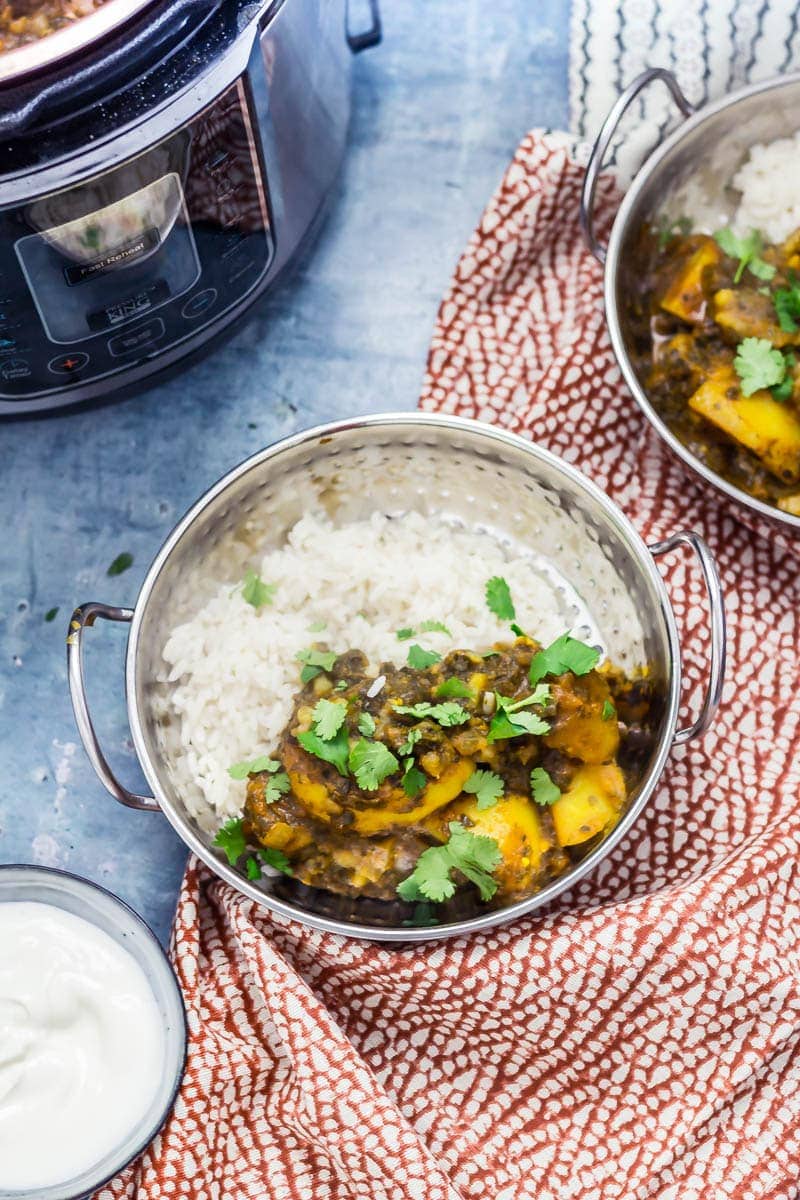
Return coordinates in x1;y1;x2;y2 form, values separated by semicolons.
48;352;89;375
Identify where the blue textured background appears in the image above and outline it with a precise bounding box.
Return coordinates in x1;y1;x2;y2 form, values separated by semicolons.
0;0;570;944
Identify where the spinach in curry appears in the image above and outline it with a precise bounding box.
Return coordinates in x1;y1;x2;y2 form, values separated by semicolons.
628;220;800;515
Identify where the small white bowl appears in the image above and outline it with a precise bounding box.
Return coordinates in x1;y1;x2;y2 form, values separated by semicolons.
0;865;187;1200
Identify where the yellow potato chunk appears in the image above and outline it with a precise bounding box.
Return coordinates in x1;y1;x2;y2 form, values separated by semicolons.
283;739;342;823
255;820;313;856
660;237;721;323
353;758;474;835
426;792;550;897
712;288;796;348
551;764;626;847
545;673;620;764
778;494;800;515
688;366;800;483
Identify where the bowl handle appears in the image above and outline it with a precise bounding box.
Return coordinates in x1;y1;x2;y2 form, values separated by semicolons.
648;532;726;745
580;67;695;264
67;603;160;812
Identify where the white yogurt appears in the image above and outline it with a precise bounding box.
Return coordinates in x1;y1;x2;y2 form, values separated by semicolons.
0;901;164;1191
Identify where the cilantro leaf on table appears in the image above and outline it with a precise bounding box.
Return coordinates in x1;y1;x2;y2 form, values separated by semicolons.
357;711;376;736
296;647;338;683
714;227;776;284
407;644;442;669
393;701;470;727
297;726;350;777
228;755;282;780
311;698;347;741
463;769;505;811
485;576;516;620
601;699;616;721
529;633;600;683
401;759;427;798
107;552;133;577
45;607;59;622
213;817;247;866
348;739;399;790
397;822;502;904
435;677;474;700
733;337;787;396
241;569;276;610
530;767;560;807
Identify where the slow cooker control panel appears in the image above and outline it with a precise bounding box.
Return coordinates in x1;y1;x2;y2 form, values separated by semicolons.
0;80;273;402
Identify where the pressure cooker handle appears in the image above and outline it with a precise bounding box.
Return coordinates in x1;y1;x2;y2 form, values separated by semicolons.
67;603;160;812
346;0;381;51
580;67;695;264
648;531;726;746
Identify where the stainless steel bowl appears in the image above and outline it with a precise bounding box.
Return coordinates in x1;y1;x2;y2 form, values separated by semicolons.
67;413;725;942
581;67;800;535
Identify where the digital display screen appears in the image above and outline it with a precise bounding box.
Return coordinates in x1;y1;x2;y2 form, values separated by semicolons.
86;280;171;332
64;228;161;287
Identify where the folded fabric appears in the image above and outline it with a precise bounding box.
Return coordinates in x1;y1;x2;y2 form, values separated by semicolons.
98;132;800;1200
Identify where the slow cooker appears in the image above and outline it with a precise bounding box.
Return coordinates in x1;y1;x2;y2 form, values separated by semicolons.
0;0;381;414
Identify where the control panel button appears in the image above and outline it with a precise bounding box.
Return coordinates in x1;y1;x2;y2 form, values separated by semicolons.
181;289;217;320
1;358;31;380
107;318;165;358
48;352;90;374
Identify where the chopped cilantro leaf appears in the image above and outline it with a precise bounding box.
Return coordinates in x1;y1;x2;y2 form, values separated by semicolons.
263;773;290;804
734;337;787;396
245;856;262;880
297;726;350;777
396;627;416;641
228;755;281;780
334;680;349;691
296;647;338;683
398;727;422;756
402;759;426;798
393;701;470;727
357;711;376;736
402;902;439;928
419;619;452;636
349;739;399;790
407;643;442;669
107;552;133;577
435;677;474;700
529;633;600;683
488;689;551;741
485;576;516;620
714;227;775;284
213;817;247;866
601;699;616;721
307;619;327;633
656;214;691;249
772;351;796;401
311;698;347;741
397;822;502;903
510;622;528;639
482;650;500;659
774;279;800;333
261;847;292;875
241;569;276;610
463;769;505;811
44;607;59;622
530;767;560;807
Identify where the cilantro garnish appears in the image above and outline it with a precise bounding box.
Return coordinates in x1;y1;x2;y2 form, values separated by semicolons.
510;622;528;639
733;337;787;397
486;685;551;742
264;773;290;804
245;856;261;880
435;677;474;700
397;822;502;903
334;680;349;691
529;633;600;683
772;350;796;401
463;769;505;811
261;847;292;875
107;552;133;577
398;727;422;756
393;701;470;727
485;576;515;620
311;698;347;741
297;726;350;777
307;619;327;633
44;607;59;622
656;214;691;249
241;569;276;610
397;620;452;641
401;759;426;798
407;644;442;669
714;228;776;284
403;902;439;928
357;711;376;736
348;739;399;790
396;627;416;641
228;755;282;780
213;817;247;866
774;278;800;334
530;767;560;807
296;647;338;683
601;699;616;721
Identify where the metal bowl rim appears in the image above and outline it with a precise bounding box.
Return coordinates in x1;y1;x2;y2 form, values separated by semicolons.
124;411;682;942
604;69;800;533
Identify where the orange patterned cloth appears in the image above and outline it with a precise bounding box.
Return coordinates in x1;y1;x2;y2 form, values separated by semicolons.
101;133;800;1200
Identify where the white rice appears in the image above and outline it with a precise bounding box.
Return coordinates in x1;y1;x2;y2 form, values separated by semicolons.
668;130;800;244
161;511;590;825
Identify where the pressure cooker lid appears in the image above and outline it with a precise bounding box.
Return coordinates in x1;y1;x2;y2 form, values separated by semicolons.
0;0;162;85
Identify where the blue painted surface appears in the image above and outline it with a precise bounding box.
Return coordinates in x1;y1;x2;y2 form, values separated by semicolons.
0;0;570;944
